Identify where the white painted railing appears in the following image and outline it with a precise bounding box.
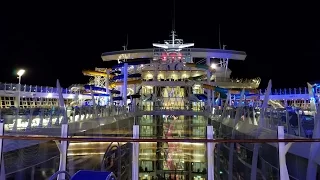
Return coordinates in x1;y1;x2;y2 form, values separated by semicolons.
260;87;308;95
0;83;72;94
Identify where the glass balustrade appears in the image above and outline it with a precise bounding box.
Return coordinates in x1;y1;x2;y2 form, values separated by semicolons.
0;105;318;180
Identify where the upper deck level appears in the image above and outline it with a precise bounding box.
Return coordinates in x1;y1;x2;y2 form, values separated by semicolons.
0;83;75;98
101;31;246;62
101;48;247;62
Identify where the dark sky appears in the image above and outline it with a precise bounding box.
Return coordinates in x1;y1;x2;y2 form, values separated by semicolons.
1;2;319;89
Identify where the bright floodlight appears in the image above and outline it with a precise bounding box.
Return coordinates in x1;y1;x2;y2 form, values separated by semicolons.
211;63;217;69
17;69;25;76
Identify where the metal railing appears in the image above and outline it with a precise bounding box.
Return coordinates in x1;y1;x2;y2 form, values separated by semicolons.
0;134;315;180
0;82;311;98
0;106;129;132
0;103;317;180
0;83;72;94
0;104;314;139
260;87;309;95
137;105;210;112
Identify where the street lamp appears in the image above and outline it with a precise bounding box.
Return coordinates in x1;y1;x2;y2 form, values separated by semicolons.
17;69;25;84
17;69;25;108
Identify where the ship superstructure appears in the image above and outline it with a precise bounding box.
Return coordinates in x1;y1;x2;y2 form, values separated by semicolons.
0;30;315;110
1;32;320;179
87;31;260;109
91;32;320;179
93;32;263;179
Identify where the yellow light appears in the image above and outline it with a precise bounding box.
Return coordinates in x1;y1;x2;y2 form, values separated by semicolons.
17;69;25;76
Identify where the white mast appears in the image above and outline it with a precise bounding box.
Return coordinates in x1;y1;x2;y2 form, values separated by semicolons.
152;31;194;50
172;30;175;46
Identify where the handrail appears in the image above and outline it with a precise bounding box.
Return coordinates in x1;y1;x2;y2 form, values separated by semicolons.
0;83;72;94
0;83;312;96
260;87;309;95
0;135;318;143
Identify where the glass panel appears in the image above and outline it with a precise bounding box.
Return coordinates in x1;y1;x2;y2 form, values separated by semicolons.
0;105;317;180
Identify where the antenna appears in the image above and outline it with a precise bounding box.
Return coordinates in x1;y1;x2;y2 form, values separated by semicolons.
218;24;221;49
122;34;129;50
171;31;176;45
120;34;129;63
126;34;129;49
172;0;176;31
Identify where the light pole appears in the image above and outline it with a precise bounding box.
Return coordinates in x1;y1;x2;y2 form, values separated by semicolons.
17;69;25;109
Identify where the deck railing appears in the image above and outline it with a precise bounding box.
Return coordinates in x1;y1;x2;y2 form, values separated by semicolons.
260;87;309;95
0;83;312;97
0;103;316;180
0;83;72;94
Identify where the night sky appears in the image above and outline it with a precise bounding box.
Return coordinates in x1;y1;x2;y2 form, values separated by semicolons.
1;2;319;89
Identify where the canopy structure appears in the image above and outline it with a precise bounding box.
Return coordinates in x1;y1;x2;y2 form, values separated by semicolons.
101;48;246;62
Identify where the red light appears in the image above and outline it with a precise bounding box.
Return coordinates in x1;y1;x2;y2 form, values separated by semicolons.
160;52;184;61
161;52;167;61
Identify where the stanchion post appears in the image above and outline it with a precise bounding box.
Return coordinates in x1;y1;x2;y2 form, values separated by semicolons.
207;125;215;180
56;124;68;180
132;125;139;180
0;119;3;163
0;119;5;180
278;126;292;180
122;63;128;107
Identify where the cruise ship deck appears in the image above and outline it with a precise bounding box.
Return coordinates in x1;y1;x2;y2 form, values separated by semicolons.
0;32;319;180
